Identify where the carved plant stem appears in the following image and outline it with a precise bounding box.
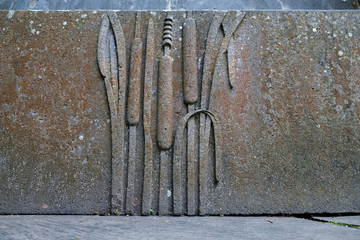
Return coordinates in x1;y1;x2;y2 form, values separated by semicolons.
198;13;224;215
158;54;174;215
126;12;143;214
173;109;222;215
199;12;245;215
186;104;196;215
204;12;245;179
142;18;155;215
98;13;127;214
157;15;174;215
174;13;198;216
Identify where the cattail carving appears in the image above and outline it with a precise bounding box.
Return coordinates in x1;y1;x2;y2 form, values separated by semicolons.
157;15;174;150
126;12;143;214
158;14;174;215
127;37;143;125
142;18;155;215
183;16;198;105
174;13;199;215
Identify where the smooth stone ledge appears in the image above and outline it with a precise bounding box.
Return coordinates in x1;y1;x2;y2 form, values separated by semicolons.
0;216;359;240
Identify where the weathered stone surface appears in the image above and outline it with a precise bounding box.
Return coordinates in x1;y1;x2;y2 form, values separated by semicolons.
0;11;111;214
208;11;360;215
0;0;356;10
1;216;360;240
1;11;360;215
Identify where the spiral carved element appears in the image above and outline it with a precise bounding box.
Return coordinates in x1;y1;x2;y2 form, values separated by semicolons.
162;16;173;53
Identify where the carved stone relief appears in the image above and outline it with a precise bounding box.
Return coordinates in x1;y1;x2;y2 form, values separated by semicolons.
1;11;360;215
97;11;245;215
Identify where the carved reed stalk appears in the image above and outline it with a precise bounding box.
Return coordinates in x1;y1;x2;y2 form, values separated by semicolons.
174;12;198;215
183;16;198;106
97;13;127;215
199;12;245;215
198;13;224;215
142;18;155;215
126;12;143;214
157;15;174;215
184;14;198;216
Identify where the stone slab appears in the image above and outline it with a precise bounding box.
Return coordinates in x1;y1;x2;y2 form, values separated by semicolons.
1;11;360;215
313;216;360;226
0;0;356;10
0;11;112;214
0;216;359;240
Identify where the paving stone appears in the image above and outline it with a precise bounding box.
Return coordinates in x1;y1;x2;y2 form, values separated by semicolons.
0;0;356;10
313;216;360;226
1;216;359;240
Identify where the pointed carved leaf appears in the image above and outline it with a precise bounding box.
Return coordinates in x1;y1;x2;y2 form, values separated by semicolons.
98;14;111;79
108;12;127;105
200;13;225;109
